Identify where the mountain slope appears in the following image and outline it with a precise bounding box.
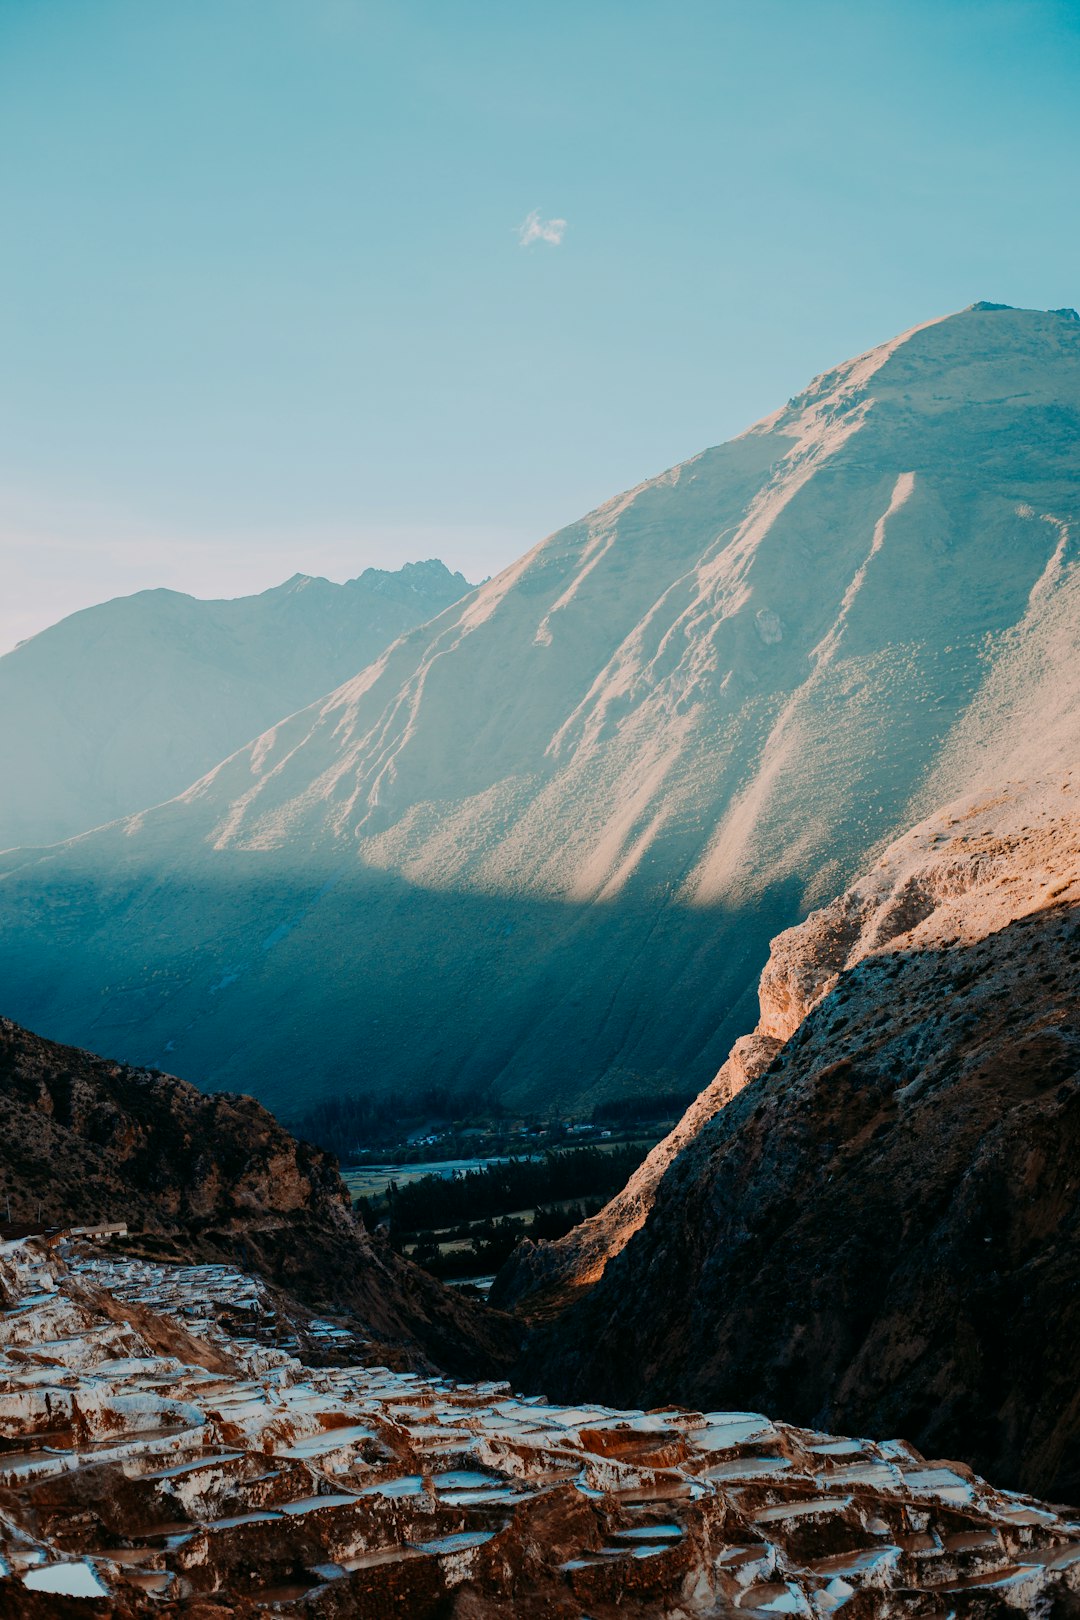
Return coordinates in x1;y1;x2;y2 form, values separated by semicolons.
0;1016;518;1378
0;559;471;848
1;304;1079;1115
516;775;1080;1499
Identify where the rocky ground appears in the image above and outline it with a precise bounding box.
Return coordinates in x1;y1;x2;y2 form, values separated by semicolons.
4;1236;1080;1618
513;775;1080;1502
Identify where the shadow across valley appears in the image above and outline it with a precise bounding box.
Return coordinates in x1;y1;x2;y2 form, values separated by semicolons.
0;843;804;1119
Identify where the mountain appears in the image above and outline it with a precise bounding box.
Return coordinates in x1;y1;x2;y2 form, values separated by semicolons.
0;559;472;849
0;1016;518;1379
515;774;1080;1500
1;304;1079;1117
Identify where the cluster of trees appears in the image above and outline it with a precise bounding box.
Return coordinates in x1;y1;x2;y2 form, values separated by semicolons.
590;1090;695;1125
357;1145;642;1233
291;1084;493;1160
292;1082;688;1172
408;1200;605;1280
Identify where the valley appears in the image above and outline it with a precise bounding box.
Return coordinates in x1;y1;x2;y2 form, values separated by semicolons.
6;2;1080;1612
347;1142;653;1288
3;302;1080;1615
4;305;1080;1118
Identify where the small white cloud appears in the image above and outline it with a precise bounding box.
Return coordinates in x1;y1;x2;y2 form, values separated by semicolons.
517;209;567;247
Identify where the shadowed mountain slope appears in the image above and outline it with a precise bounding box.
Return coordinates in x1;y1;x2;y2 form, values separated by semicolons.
0;1016;518;1379
515;776;1080;1500
1;305;1079;1115
0;559;471;849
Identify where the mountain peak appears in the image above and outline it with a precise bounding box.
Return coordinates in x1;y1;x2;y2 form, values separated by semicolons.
3;308;1079;1120
348;557;472;596
962;299;1079;321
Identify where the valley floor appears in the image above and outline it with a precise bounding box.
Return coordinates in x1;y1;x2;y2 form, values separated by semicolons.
2;1237;1080;1617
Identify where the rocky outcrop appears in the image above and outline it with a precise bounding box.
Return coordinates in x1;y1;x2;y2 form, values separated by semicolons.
4;306;1080;1118
517;776;1080;1500
491;1028;781;1313
4;1236;1080;1617
0;1019;518;1380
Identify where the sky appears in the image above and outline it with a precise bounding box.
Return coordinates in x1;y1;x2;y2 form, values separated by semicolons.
2;0;1079;652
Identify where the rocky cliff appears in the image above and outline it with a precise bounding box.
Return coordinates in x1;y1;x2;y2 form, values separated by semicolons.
2;305;1079;1117
516;776;1080;1500
0;1018;517;1379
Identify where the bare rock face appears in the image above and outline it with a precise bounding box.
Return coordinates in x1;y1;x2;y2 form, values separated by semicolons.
0;1019;518;1381
492;1028;782;1313
517;777;1080;1500
5;1237;1080;1617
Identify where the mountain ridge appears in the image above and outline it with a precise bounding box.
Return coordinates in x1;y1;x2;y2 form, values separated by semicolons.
1;304;1078;1116
0;558;472;850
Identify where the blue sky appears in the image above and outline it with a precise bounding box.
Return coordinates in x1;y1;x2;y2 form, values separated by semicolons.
2;0;1079;649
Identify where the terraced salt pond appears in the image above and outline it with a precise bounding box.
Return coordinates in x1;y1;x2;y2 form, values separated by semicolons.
2;1236;1080;1616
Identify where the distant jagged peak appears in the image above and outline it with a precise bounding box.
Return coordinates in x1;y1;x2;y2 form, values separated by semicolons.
347;556;474;596
258;558;474;601
272;570;320;591
0;554;476;848
8;557;475;643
